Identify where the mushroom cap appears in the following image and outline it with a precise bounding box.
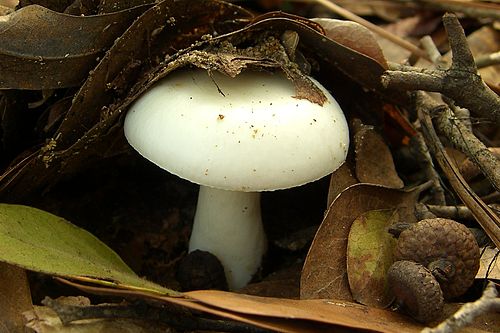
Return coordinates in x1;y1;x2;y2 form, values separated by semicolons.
124;69;349;191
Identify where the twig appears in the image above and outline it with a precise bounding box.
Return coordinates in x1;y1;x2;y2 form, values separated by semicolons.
410;133;447;205
42;297;270;333
416;91;500;248
424;204;470;221
421;282;500;333
382;14;500;125
395;30;499;193
445;101;471;130
431;103;500;193
420;35;444;66
391;0;500;20
426;203;499;221
313;0;431;61
475;51;500;69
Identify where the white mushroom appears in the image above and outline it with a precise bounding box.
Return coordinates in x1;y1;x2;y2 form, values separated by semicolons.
124;69;349;289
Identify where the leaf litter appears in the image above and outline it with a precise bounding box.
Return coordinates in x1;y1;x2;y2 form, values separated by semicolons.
0;1;498;332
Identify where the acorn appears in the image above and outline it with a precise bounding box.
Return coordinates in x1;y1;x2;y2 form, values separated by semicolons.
394;218;480;299
176;250;228;291
387;260;444;323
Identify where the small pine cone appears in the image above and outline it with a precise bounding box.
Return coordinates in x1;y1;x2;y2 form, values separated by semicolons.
394;218;480;299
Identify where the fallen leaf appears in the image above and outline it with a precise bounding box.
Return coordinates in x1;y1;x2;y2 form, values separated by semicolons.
0;0;252;201
311;18;388;68
17;0;73;13
347;209;396;308
301;183;423;301
54;0;252;150
0;203;179;296
326;162;358;207
0;10;403;205
96;0;156;14
56;279;424;333
353;120;404;188
230;12;390;93
185;290;423;333
0;4;153;89
0;262;32;333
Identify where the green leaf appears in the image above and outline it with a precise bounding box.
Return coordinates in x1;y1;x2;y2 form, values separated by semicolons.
347;209;396;308
0;203;179;296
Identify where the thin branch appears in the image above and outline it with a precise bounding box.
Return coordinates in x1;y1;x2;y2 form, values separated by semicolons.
431;103;500;193
443;13;476;71
383;14;500;125
416;91;500;248
382;67;445;91
420;35;444;66
422;282;500;333
475;51;500;69
410;133;446;205
426;203;500;221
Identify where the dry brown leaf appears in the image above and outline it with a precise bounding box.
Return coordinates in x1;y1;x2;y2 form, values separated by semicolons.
184;290;423;333
326;162;358;207
0;4;153;89
0;0;252;201
301;183;422;301
0;9;398;202
243;13;389;91
353;120;404;188
311;18;388;69
0;262;32;333
55;278;424;333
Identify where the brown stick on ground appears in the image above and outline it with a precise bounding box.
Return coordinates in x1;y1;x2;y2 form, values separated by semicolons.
416;91;500;248
391;0;500;20
432;103;500;193
422;282;500;333
382;13;500;125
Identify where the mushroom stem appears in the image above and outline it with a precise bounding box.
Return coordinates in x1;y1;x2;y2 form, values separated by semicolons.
188;186;267;290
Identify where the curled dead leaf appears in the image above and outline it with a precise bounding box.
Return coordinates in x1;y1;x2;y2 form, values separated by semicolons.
301;183;424;301
0;0;252;201
1;9;401;202
311;18;388;69
0;4;153;89
353;119;404;188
